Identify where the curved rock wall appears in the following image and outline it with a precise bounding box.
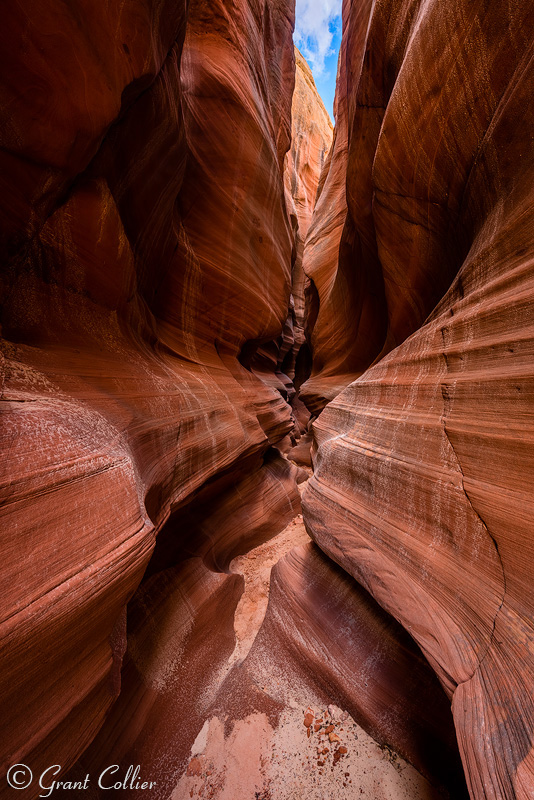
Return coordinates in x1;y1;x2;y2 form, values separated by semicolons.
245;542;468;796
299;0;387;414
4;0;532;796
303;0;534;797
0;0;298;789
253;48;332;430
284;46;333;376
285;48;333;244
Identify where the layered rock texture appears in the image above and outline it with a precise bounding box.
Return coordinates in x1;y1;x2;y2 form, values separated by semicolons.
303;0;534;798
0;0;300;790
2;0;532;797
283;48;332;387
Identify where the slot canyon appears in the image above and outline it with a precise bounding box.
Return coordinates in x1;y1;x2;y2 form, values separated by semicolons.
1;0;533;798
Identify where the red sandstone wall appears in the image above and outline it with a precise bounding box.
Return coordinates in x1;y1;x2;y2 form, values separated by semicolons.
284;48;332;390
0;0;298;790
303;1;534;797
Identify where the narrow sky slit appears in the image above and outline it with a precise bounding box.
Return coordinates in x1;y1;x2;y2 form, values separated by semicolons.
293;0;343;122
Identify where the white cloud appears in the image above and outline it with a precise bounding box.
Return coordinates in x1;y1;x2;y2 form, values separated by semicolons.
294;0;342;76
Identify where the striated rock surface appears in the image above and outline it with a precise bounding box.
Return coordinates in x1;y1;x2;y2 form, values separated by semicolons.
4;0;532;797
303;0;534;797
245;542;468;797
299;0;384;413
0;0;298;789
285;48;333;243
283;48;332;389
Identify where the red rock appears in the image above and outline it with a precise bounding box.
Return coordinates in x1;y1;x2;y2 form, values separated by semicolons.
245;543;467;796
0;0;299;788
302;0;534;797
187;757;203;777
4;1;531;799
283;48;333;388
304;713;314;728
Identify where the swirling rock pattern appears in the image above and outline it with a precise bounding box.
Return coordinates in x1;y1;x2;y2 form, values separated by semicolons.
304;0;534;797
245;542;468;796
0;0;297;789
249;47;332;435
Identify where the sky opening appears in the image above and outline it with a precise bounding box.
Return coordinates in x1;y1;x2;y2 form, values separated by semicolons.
293;0;343;122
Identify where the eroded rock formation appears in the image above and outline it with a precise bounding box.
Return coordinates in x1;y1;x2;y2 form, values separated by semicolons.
3;0;532;797
245;542;467;795
0;0;299;789
303;0;534;798
284;48;332;386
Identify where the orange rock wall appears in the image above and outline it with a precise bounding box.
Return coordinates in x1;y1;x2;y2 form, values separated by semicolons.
303;0;534;797
299;0;387;413
0;0;298;789
283;48;332;388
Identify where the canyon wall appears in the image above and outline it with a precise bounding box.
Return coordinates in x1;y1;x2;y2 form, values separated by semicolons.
248;47;333;443
0;0;300;790
303;0;534;798
3;0;532;797
283;48;332;389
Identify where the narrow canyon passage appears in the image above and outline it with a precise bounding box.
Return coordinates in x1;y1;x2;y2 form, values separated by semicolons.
2;1;534;800
67;471;464;799
168;502;449;800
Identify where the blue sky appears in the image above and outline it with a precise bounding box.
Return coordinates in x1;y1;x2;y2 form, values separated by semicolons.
294;0;343;122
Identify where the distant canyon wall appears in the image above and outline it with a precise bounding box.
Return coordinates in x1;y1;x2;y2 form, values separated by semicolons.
284;46;333;387
303;1;534;798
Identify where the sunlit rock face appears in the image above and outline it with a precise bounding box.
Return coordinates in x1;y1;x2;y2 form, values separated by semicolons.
280;46;333;452
251;47;333;427
303;0;534;797
0;0;298;788
299;0;387;415
285;48;333;242
3;0;532;796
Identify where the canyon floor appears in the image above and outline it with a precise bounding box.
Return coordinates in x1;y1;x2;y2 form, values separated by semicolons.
172;483;446;800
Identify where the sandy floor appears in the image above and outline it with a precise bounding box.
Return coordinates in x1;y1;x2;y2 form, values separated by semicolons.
172;704;444;800
227;511;310;666
171;498;446;800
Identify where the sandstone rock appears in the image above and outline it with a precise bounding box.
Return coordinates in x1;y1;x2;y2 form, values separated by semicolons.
303;0;534;797
328;704;343;721
283;48;333;390
186;757;203;777
298;0;374;414
245;543;467;796
0;0;298;788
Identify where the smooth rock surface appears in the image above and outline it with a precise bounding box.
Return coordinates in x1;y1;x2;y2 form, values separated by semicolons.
303;0;534;797
283;47;333;389
0;0;297;788
245;542;468;797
